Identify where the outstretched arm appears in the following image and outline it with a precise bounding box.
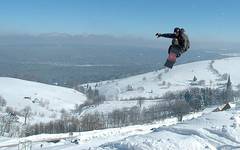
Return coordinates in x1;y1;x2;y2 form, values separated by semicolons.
156;33;177;38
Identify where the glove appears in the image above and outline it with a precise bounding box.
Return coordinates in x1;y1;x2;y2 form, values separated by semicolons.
155;33;161;38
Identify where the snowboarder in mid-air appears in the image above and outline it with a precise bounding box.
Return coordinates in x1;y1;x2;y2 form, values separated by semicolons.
155;27;190;68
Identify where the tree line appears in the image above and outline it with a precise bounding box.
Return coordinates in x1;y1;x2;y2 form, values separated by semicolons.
27;77;236;135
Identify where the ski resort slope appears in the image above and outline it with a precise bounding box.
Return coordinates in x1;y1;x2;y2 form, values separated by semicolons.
213;57;240;84
86;57;240;101
83;57;240;114
0;77;86;122
99;104;240;150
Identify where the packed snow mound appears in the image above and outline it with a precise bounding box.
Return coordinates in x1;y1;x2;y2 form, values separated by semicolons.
85;57;240;101
0;77;86;123
99;106;240;150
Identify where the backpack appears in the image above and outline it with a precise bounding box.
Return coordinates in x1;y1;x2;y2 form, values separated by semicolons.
180;29;190;52
183;33;190;51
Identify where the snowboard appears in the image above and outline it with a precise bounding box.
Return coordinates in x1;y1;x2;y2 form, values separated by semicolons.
164;52;177;69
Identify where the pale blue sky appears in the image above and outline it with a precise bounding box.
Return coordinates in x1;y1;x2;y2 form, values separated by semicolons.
0;0;239;43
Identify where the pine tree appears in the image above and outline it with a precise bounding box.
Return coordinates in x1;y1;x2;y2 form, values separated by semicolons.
226;76;232;91
225;75;233;103
184;90;191;103
193;76;197;82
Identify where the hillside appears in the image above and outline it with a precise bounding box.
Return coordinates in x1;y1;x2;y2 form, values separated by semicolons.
0;77;86;123
81;57;240;114
99;103;240;150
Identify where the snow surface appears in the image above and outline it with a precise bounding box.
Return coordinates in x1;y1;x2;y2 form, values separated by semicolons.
99;106;240;150
0;77;86;123
213;57;240;84
1;105;240;150
80;99;163;116
86;57;240;101
82;57;240;115
0;110;206;150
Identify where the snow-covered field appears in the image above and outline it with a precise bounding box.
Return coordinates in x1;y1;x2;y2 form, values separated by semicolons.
80;99;164;116
99;106;240;150
1;104;240;150
82;57;240;115
0;77;87;123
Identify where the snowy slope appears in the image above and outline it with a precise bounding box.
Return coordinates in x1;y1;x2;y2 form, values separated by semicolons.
82;57;240;114
213;57;240;84
99;105;240;150
0;77;86;123
0;109;206;150
87;57;240;100
1;104;240;150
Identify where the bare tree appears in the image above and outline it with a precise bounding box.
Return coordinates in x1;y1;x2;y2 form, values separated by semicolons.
0;112;19;136
137;97;145;109
80;112;104;131
171;100;191;121
21;106;32;125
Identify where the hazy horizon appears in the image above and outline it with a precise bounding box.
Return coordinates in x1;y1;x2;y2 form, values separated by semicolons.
0;0;240;48
0;32;239;51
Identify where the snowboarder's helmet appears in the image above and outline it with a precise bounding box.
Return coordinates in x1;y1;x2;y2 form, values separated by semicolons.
174;27;180;33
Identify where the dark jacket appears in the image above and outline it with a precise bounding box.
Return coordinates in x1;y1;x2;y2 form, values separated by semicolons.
160;32;190;52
